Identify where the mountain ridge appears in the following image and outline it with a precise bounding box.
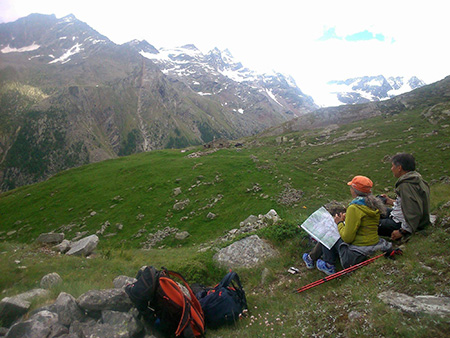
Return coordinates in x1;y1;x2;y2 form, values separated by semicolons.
322;74;426;106
0;13;317;191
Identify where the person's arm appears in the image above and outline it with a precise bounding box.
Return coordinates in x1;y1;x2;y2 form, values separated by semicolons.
337;205;360;244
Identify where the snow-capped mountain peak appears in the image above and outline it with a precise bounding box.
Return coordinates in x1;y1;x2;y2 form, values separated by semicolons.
322;75;426;106
131;42;317;117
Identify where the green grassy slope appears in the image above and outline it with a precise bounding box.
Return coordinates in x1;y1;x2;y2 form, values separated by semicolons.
1;104;449;336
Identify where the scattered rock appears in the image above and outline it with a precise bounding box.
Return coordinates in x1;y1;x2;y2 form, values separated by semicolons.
141;227;179;249
240;215;258;227
206;212;216;219
97;221;111;235
36;232;65;244
246;183;262;193
213;235;279;268
40;273;63;289
173;199;190;211
173;187;182;196
378;291;450;317
175;231;190;240
66;235;99;256
53;239;71;253
90;211;97;217
277;184;303;206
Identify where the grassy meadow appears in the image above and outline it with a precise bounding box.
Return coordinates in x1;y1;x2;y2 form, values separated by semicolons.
1;105;449;336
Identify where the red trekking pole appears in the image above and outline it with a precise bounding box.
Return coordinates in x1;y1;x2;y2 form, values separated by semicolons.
294;248;402;294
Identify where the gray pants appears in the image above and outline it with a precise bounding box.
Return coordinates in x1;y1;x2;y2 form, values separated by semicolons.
322;239;368;269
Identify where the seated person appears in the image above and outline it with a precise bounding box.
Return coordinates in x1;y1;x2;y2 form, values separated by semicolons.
302;202;346;266
378;153;431;241
303;175;391;275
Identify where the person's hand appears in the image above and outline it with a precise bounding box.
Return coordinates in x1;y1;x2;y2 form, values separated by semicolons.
391;230;403;240
381;194;395;206
334;212;346;224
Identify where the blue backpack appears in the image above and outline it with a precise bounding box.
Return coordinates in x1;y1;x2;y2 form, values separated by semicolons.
197;271;247;329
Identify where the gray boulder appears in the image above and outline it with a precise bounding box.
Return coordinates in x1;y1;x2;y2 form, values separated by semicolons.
213;235;279;268
0;297;31;328
378;291;450;317
52;292;84;326
36;233;64;245
40;272;63;289
66;234;99;256
101;310;143;337
0;289;49;327
113;276;137;289
5;310;62;338
77;288;133;312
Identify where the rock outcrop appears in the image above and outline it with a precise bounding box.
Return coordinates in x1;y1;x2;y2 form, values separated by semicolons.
213;235;279;268
0;278;149;338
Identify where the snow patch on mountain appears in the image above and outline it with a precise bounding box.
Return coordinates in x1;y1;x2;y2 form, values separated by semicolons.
1;43;40;53
265;88;283;107
49;43;83;64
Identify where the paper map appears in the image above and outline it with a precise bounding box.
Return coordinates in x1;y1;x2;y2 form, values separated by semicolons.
300;206;341;250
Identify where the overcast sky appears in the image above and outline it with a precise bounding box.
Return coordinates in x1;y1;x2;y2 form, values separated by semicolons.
1;0;449;104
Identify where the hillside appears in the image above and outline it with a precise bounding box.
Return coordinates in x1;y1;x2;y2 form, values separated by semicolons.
1;81;449;336
0;13;317;192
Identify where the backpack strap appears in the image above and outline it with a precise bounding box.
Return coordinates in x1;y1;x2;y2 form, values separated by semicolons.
217;271;247;310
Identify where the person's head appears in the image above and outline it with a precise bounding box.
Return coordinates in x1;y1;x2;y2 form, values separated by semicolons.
391;153;415;178
347;175;387;214
347;175;373;196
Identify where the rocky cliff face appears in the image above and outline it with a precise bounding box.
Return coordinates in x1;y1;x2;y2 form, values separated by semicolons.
0;14;317;191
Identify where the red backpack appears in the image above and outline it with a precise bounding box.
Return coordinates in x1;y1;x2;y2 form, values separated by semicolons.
126;266;205;337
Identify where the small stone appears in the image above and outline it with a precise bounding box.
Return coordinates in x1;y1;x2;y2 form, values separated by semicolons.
348;310;363;321
173;187;182;196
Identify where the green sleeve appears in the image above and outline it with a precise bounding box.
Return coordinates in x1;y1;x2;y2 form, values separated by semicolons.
338;205;361;244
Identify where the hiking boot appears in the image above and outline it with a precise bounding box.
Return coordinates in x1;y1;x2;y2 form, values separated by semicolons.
316;259;336;275
302;253;314;269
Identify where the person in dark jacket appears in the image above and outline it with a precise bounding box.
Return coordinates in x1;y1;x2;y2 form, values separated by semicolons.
378;153;431;241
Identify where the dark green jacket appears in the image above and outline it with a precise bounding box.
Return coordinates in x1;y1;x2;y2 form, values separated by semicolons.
395;171;430;233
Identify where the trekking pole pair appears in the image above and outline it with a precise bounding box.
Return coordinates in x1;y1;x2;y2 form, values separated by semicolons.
294;248;402;294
